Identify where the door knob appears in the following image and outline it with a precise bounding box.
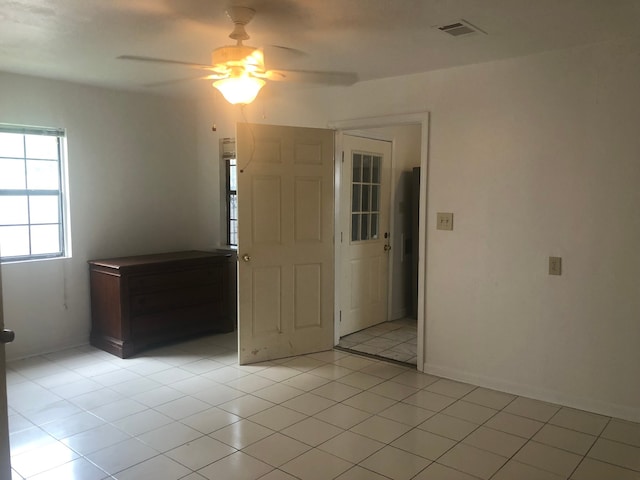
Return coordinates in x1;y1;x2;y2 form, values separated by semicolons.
242;254;251;262
0;329;15;344
384;244;391;252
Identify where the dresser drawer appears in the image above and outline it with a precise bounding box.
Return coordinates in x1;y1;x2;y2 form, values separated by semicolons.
131;304;219;338
130;285;222;316
128;265;222;293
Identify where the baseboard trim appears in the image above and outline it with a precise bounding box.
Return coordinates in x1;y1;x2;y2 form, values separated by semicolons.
424;362;640;423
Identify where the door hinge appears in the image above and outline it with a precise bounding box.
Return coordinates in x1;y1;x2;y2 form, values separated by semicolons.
341;151;345;163
339;311;342;322
340;232;343;243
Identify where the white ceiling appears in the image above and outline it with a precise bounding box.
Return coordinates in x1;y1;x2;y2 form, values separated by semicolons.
2;0;640;97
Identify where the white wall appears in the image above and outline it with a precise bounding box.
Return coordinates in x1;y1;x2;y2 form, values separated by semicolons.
325;38;640;422
0;72;201;359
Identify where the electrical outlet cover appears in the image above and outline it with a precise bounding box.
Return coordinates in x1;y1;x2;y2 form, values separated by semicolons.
549;256;562;275
437;212;453;230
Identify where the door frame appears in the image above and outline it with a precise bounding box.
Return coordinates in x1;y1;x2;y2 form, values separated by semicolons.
330;112;429;371
0;261;10;477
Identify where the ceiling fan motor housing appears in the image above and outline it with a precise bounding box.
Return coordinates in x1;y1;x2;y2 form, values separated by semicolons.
212;45;263;70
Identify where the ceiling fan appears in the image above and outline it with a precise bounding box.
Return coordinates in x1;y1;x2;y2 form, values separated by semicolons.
119;6;358;104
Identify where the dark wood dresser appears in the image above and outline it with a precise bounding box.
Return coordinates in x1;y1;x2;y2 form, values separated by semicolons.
88;250;236;358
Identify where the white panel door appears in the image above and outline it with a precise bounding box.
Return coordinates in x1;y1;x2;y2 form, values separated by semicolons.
237;123;334;364
340;135;392;336
0;265;11;480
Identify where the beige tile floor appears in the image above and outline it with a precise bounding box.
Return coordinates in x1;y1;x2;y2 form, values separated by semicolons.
6;332;640;479
338;319;417;365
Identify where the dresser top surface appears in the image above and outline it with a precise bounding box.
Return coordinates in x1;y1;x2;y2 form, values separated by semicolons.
88;250;232;270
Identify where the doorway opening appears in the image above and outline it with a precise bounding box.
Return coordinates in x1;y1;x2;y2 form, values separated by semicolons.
337;317;418;365
332;115;428;369
231;115;428;369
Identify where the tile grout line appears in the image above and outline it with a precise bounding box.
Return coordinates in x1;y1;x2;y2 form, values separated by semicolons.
566;416;612;480
7;336;640;480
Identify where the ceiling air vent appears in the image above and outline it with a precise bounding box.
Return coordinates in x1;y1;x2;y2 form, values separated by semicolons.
436;20;486;37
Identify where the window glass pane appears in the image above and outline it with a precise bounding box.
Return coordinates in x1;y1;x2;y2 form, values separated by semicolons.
372;156;381;183
351;184;361;212
229;193;238;247
361;184;370;211
0;196;29;225
352;154;361;182
30;224;60;255
25;135;58;160
29;196;60;224
371;185;380;211
0;226;30;257
27;160;59;190
229;159;237;191
351;214;360;242
361;213;369;241
371;213;379;239
229;193;238;221
0;132;24;158
362;155;371;183
229;219;238;246
0;158;26;189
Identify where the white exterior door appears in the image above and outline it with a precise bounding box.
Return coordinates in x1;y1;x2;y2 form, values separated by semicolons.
237;123;335;364
340;135;392;336
0;265;11;480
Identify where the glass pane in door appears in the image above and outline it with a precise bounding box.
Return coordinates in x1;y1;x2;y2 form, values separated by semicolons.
361;214;369;241
371;213;379;239
352;154;362;182
351;214;360;241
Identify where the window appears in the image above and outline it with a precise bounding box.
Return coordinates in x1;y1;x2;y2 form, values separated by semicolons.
351;152;382;241
222;138;238;247
0;124;69;262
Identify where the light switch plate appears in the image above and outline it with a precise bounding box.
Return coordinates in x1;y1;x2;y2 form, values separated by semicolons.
549;256;562;275
437;212;454;230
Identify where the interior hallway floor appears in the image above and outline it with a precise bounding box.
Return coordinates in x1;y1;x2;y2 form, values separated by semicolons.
6;332;640;480
338;318;417;365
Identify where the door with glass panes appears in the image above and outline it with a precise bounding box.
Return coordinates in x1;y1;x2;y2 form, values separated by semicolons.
340;135;392;336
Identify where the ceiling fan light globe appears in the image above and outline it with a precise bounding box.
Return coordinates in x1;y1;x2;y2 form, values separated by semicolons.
213;76;265;105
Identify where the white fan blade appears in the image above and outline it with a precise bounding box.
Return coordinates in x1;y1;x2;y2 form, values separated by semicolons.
264;45;308;58
118;55;216;70
144;74;225;88
266;69;358;86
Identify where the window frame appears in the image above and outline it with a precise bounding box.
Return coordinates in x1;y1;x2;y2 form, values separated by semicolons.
0;124;70;263
221;138;238;248
226;157;238;247
350;151;382;243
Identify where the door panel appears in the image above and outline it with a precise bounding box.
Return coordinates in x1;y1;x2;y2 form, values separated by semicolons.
294;263;322;328
237;123;334;364
294;178;322;241
252;176;282;243
340;135;392;336
252;266;282;335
